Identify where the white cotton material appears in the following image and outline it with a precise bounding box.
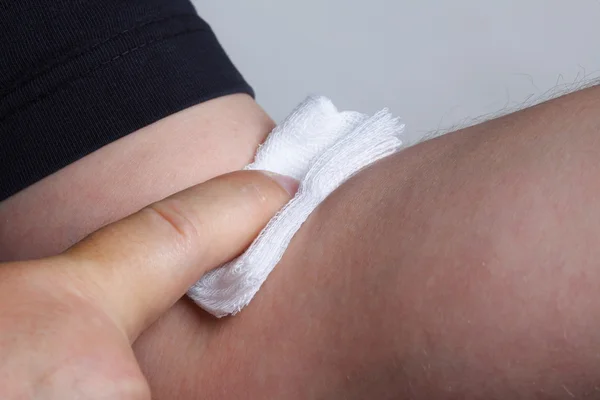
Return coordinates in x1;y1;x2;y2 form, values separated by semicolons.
187;96;406;317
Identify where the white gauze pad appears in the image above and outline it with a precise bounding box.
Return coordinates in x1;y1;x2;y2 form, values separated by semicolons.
188;96;406;317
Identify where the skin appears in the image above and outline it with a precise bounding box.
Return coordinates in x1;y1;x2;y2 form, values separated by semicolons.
0;170;295;398
3;87;600;398
0;93;273;261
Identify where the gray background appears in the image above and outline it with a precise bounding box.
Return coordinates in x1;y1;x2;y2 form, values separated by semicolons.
195;1;600;142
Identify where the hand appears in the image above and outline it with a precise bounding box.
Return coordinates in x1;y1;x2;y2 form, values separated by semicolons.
0;170;296;399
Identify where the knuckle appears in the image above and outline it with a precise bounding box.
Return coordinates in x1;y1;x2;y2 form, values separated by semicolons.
144;199;201;251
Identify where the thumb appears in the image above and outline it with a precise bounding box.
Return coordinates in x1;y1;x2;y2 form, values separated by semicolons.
61;170;297;341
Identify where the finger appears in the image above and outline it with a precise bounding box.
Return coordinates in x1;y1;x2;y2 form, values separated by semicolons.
61;170;297;340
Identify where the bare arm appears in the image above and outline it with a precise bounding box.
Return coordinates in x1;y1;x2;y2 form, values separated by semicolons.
139;85;600;399
5;85;600;399
0;94;272;260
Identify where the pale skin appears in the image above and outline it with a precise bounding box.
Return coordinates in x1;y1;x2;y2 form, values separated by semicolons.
2;87;600;398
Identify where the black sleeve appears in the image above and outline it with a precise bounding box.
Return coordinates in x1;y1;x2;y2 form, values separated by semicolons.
0;0;254;201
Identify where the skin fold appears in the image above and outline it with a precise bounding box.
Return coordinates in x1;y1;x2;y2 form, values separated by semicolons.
3;87;600;399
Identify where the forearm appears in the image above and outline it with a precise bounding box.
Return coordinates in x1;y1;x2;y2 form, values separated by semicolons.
0;94;273;261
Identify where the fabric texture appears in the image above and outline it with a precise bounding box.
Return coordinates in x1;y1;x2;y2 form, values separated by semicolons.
0;0;253;201
188;96;406;317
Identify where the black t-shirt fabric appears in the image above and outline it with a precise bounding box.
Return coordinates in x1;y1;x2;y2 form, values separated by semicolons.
0;0;253;201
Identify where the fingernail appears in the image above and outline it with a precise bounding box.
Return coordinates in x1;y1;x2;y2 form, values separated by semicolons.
260;171;299;196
